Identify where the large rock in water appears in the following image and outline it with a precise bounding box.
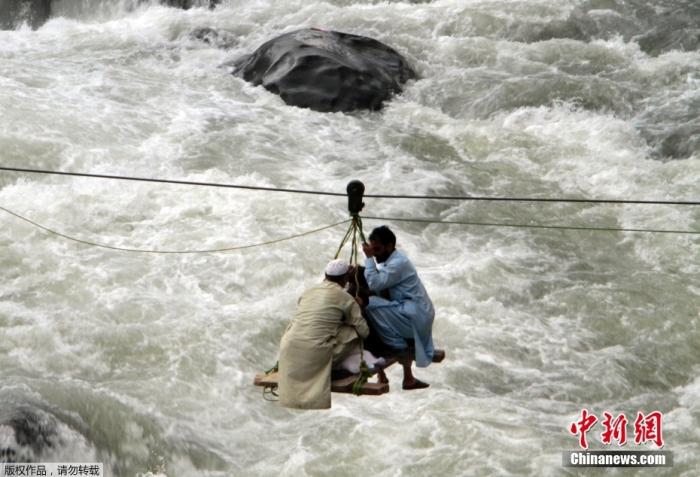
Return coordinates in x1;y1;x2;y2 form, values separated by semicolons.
163;0;220;9
232;28;416;112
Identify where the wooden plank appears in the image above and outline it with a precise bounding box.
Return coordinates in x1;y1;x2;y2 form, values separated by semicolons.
254;371;279;387
253;371;390;396
330;375;389;395
253;348;444;397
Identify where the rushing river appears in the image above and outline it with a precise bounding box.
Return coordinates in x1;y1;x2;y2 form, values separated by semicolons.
0;1;698;476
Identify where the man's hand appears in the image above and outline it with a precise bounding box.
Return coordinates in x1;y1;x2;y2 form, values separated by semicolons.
362;242;373;258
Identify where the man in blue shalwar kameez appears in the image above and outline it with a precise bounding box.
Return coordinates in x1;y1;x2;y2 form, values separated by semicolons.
362;225;435;390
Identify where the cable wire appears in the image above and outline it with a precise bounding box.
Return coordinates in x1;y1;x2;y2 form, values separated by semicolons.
362;215;700;235
2;203;695;259
0;166;346;197
1;166;698;206
0;206;350;254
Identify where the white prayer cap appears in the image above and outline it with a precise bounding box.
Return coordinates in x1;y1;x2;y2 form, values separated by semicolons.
325;259;350;277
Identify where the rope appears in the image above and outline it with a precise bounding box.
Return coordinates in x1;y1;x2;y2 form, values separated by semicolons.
352;360;371;395
362;215;700;235
264;362;279;375
333;223;355;260
261;362;279;401
333;214;374;395
0;206;350;253
355;215;367;243
262;385;279;401
2;166;698;206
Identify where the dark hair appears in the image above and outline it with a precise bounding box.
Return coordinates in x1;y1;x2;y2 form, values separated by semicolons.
347;266;369;309
369;225;396;246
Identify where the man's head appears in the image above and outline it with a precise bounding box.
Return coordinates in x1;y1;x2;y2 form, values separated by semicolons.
368;225;396;263
324;259;350;285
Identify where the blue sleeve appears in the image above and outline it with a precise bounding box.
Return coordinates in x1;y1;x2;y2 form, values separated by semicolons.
364;255;404;292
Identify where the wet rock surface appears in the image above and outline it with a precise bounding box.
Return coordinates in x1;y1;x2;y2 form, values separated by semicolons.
232;28;416;112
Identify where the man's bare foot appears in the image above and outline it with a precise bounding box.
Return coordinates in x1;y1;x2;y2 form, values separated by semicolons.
402;379;429;390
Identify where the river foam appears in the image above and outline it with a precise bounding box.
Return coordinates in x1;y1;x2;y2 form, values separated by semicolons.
1;1;698;475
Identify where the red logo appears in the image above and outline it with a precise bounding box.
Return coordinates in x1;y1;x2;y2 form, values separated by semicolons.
601;412;628;446
569;410;664;449
634;411;664;448
569;408;598;449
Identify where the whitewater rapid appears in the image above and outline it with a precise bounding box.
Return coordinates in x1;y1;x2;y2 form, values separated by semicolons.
0;1;698;476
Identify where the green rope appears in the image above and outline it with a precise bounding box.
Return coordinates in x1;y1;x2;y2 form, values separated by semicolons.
352;359;372;395
350;221;358;265
334;214;365;265
264;361;278;375
334;221;355;259
334;214;374;396
262;385;279;401
261;362;280;401
354;214;367;244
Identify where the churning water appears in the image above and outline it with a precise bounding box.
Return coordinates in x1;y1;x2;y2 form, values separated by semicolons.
0;0;698;476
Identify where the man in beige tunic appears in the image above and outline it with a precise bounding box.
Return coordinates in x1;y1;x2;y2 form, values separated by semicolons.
278;259;369;410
